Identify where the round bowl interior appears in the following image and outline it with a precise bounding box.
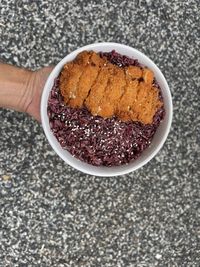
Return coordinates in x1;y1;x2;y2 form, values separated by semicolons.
41;42;173;177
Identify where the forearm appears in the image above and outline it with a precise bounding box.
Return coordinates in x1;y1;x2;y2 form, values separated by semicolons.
0;63;52;121
0;63;34;112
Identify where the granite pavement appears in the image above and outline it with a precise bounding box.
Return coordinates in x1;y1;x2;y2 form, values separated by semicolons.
0;0;200;266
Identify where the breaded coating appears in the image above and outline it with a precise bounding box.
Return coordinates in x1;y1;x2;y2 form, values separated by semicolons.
130;83;162;124
76;51;92;65
60;63;83;103
85;63;114;115
69;52;106;108
130;82;151;123
116;79;139;121
97;66;126;117
125;66;143;79
142;68;154;84
59;51;92;103
59;51;163;124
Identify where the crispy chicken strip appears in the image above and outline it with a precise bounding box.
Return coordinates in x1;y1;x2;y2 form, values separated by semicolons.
76;51;93;65
59;51;92;103
139;86;156;124
85;62;114;115
125;66;143;79
69;52;106;108
97;66;126;117
116;79;139;121
130;83;162;124
147;86;163;122
142;68;154;84
130;82;151;122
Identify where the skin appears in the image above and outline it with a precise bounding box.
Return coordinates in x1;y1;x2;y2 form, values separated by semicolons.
0;63;53;122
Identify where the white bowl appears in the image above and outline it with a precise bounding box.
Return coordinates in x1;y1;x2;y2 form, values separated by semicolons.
41;42;173;177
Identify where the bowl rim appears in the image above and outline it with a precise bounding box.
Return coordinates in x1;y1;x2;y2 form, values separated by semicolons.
41;42;173;177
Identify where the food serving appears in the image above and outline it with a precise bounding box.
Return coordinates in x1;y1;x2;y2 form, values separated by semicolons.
47;50;165;166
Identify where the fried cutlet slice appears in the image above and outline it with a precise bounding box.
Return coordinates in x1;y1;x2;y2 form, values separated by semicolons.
76;51;93;65
147;86;163;120
139;86;157;124
130;82;162;124
130;82;151;122
60;63;83;102
116;79;139;121
85;62;114;115
125;66;143;79
59;51;92;103
68;52;106;108
97;66;126;117
142;68;154;84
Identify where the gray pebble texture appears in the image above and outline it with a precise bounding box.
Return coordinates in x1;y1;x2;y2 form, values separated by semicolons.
0;0;200;266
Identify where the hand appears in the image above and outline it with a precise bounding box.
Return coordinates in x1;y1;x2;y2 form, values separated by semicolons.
25;66;53;122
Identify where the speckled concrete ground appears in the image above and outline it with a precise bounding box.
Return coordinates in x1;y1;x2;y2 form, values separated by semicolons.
0;0;200;266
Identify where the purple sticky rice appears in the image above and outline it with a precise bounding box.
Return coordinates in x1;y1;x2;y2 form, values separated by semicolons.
47;51;165;167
